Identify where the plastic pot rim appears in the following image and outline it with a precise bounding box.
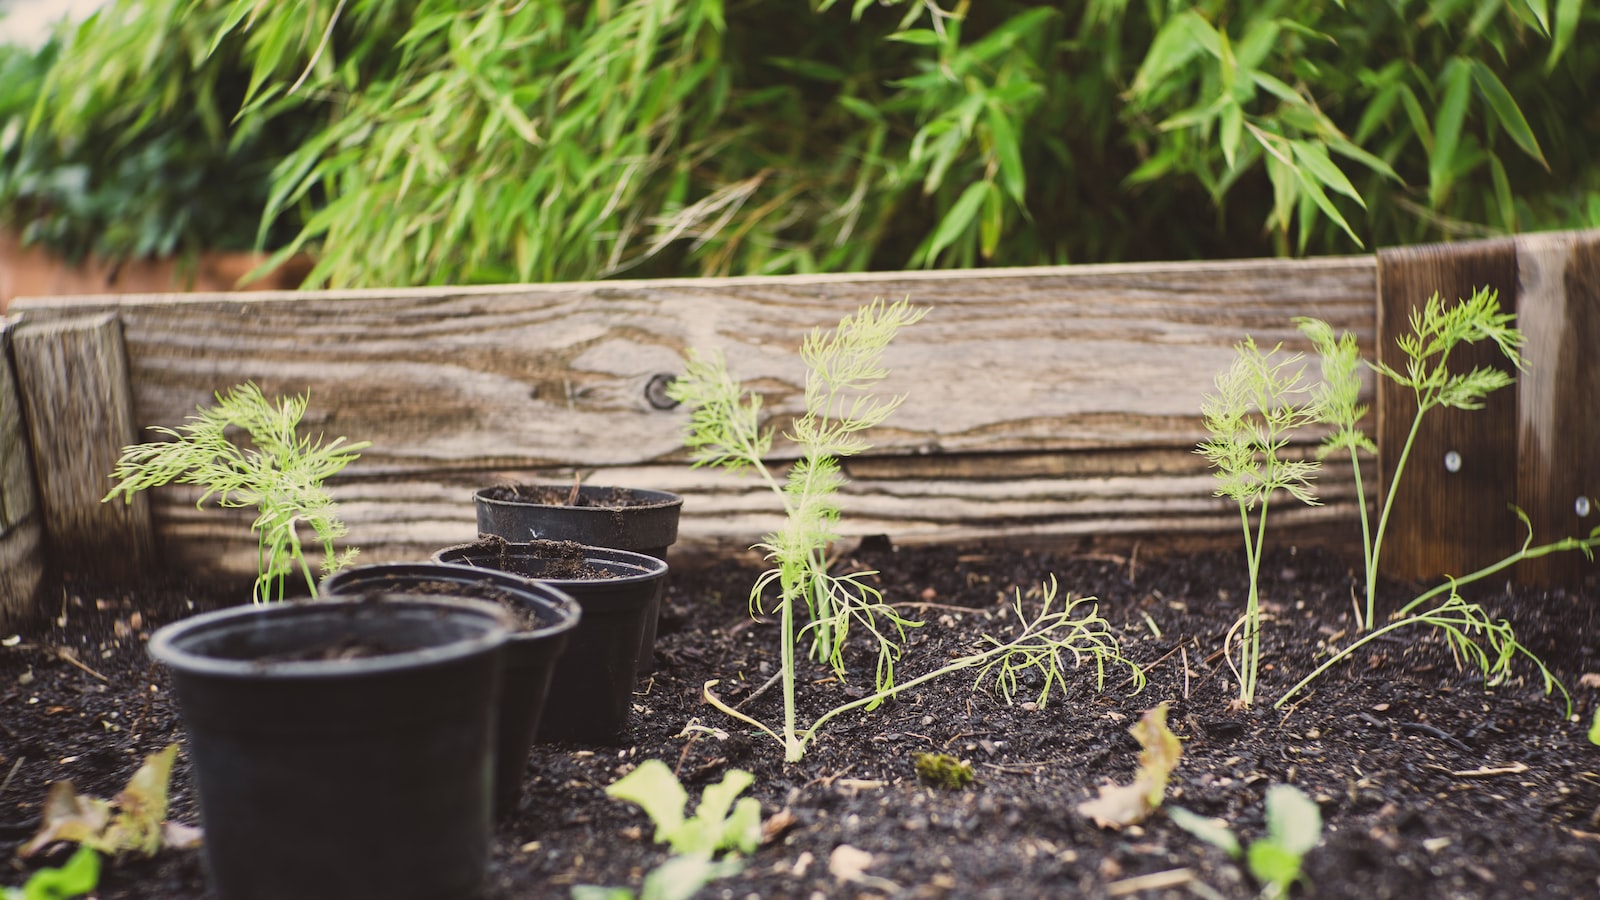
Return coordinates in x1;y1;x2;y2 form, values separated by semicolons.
321;562;582;641
432;541;669;588
474;484;683;514
148;595;512;681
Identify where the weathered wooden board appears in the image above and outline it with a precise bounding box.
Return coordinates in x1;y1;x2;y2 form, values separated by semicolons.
1514;231;1600;585
1376;231;1600;587
10;313;155;582
1375;239;1522;584
0;318;45;628
11;258;1378;584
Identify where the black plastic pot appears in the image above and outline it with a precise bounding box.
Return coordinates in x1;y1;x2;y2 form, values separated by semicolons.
473;484;682;673
433;538;668;743
148;595;512;900
320;563;581;816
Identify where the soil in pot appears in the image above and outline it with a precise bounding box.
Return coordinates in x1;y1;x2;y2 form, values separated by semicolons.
3;541;1597;899
319;564;581;817
432;538;668;745
145;595;512;900
474;483;682;676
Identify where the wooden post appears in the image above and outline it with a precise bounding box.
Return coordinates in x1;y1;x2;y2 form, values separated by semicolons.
1377;232;1599;588
0;319;45;628
11;313;155;582
1376;238;1522;585
1513;230;1600;586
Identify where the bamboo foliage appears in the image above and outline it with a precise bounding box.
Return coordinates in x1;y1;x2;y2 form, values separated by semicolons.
13;0;1598;284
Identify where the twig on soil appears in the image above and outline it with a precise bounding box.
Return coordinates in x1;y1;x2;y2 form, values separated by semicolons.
889;601;982;614
1117;641;1189;690
1106;868;1194;895
56;647;109;682
1181;646;1191;701
0;757;22;798
1399;721;1472;753
734;670;783;711
1445;762;1529;778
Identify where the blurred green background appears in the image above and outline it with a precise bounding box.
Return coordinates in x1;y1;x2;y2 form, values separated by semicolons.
1;0;1596;289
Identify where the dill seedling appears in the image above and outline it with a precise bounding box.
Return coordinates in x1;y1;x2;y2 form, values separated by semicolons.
1198;288;1589;712
1195;338;1321;707
102;383;368;604
1274;288;1592;712
669;302;1143;761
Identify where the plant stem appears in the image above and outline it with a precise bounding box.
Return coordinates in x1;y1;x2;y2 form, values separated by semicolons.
1366;410;1423;628
1274;610;1420;708
1347;445;1374;630
1396;534;1599;619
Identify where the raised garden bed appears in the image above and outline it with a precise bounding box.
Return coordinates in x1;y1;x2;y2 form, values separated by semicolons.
2;539;1596;898
0;230;1596;897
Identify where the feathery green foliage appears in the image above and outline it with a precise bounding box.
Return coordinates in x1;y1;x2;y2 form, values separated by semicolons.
670;297;928;695
670;299;1141;760
1197;288;1589;712
102;383;368;603
1195;338;1320;706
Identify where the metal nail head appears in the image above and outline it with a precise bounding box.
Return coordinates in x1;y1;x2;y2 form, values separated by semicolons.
1578;496;1593;518
1444;450;1462;473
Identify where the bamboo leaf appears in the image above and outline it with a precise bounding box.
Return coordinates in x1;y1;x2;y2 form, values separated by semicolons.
1548;0;1580;68
1429;59;1473;208
1468;60;1547;169
1290;140;1365;206
922;180;988;266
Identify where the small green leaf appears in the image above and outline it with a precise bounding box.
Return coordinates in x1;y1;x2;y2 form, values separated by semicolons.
20;846;99;900
1130;11;1209;97
1220;101;1243;169
1167;806;1242;858
1430;59;1473;208
1588;708;1600;745
921;181;988;267
605;760;688;843
1263;785;1322;856
1247;840;1303;893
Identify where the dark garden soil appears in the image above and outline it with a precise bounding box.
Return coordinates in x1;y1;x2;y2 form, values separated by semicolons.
3;539;1598;899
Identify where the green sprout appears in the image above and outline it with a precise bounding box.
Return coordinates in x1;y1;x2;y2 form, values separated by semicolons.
1274;288;1592;713
102;383;368;603
573;760;757;900
3;846;99;900
671;301;1141;761
1169;784;1322;900
1195;338;1321;706
1298;287;1526;632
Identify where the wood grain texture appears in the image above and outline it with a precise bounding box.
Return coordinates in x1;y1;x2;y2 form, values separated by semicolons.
0;319;44;626
11;313;155;581
1376;238;1521;584
11;258;1378;584
1514;230;1600;585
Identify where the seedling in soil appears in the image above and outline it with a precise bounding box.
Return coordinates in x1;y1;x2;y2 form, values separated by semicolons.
574;760;758;900
668;297;926;693
1169;784;1322;900
671;301;1143;761
3;846;99;900
1195;339;1321;706
1274;289;1590;712
102;382;369;603
913;753;974;790
12;744;200;900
